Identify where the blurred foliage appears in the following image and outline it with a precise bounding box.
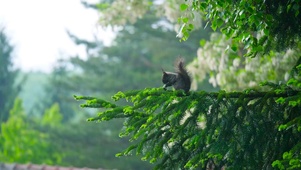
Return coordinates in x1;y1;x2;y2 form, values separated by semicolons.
46;120;154;169
0;28;23;123
0;98;62;164
39;61;79;122
0;98;153;169
18;71;49;115
41;103;63;128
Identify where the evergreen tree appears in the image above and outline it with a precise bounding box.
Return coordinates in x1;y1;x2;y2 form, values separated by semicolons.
0;28;22;123
76;60;301;169
41;60;76;122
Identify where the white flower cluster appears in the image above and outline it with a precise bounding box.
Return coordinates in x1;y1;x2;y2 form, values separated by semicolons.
99;0;151;27
188;33;299;91
98;0;202;33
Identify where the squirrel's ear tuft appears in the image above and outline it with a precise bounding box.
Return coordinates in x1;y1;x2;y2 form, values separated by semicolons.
161;67;166;74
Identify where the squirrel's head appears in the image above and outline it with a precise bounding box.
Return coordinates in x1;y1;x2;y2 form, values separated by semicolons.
161;67;177;85
161;68;168;84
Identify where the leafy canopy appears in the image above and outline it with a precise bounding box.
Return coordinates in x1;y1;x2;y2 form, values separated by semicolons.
90;0;301;56
180;0;301;56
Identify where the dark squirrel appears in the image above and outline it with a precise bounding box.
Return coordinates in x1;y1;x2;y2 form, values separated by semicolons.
162;58;191;93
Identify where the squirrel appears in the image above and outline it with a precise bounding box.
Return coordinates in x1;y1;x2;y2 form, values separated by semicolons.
162;58;191;93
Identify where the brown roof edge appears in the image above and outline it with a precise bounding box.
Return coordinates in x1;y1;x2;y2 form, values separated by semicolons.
0;163;114;170
0;163;16;170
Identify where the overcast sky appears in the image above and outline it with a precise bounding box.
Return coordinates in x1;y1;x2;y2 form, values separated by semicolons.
0;0;114;72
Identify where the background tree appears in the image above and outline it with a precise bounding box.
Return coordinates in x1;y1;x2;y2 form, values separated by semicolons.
0;28;22;123
39;60;77;122
0;98;62;164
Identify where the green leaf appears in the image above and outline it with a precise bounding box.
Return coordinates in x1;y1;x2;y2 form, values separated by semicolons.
272;160;285;169
199;39;206;47
182;17;189;23
283;152;292;159
211;20;217;31
216;19;224;28
289;159;300;166
263;28;269;35
188;24;194;29
287;4;292;12
199;2;207;11
287;78;298;85
289;100;299;107
231;45;238;52
276;97;285;104
278;124;287;131
96;3;110;10
180;4;189;11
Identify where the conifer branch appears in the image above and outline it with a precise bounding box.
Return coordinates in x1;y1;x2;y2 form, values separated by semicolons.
76;85;301;169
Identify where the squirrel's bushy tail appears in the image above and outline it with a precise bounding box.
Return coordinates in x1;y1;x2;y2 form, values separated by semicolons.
175;58;191;93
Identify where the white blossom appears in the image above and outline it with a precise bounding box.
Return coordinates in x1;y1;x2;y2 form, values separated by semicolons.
189;32;300;91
